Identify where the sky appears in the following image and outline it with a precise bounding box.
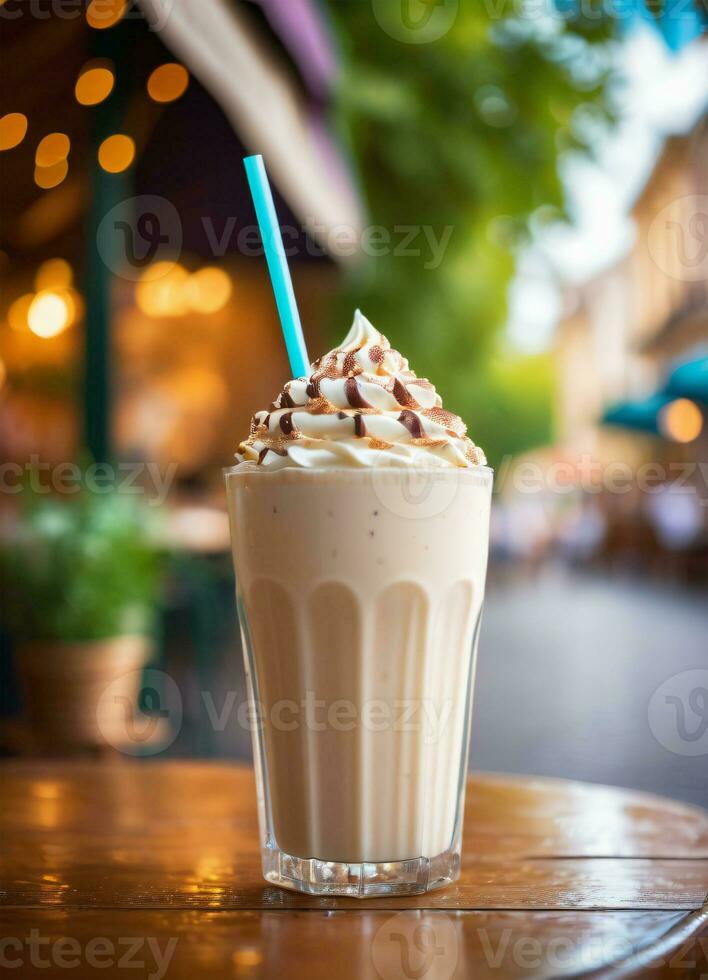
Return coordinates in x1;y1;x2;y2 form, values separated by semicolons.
506;27;708;354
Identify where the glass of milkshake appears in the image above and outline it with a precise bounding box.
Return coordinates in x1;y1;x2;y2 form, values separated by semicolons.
225;311;491;897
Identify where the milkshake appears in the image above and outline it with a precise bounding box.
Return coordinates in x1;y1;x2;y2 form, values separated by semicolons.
226;312;491;896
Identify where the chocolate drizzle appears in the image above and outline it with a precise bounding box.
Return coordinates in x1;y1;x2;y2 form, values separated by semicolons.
280;390;296;409
354;414;367;438
345;378;372;409
306;378;321;399
279;412;296;436
398;409;424;439
392;378;414;408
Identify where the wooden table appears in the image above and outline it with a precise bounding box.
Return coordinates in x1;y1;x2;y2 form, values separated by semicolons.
1;762;706;978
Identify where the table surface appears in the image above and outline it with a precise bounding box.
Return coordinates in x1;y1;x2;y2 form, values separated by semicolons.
1;761;706;979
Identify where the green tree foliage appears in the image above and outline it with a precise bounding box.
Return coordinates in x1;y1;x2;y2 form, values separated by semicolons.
325;0;615;465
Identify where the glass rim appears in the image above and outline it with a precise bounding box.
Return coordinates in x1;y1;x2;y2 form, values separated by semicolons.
223;463;494;478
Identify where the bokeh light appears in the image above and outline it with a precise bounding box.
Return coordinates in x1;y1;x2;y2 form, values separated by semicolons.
35;258;73;291
86;0;126;30
34;160;69;190
98;134;135;173
136;263;190;317
8;294;34;331
147;64;190;104
0;112;28;151
75;63;115;106
27;291;73;339
659;398;704;444
35;133;70;168
185;267;232;314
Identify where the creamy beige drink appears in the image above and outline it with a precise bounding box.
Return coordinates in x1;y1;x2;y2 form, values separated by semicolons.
226;312;491;896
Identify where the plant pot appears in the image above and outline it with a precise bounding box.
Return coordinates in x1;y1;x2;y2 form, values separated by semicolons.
15;636;151;752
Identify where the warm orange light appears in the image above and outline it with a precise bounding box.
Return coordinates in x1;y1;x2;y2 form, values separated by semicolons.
35;258;73;291
86;0;126;30
147;63;190;104
0;358;6;391
0;112;28;151
136;263;189;317
34;160;69;190
35;133;70;168
98;134;135;173
185;267;232;314
660;398;704;444
27;291;72;338
75;64;115;106
232;948;263;969
8;294;34;331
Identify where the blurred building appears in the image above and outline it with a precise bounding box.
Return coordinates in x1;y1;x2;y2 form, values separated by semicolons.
554;116;707;578
556;116;707;456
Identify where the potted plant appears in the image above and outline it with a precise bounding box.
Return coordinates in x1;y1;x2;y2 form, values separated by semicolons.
0;487;165;752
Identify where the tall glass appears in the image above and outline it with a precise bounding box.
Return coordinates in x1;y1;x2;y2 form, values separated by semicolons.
225;465;492;897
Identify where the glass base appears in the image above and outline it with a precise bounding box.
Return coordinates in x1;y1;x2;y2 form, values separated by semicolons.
262;844;461;898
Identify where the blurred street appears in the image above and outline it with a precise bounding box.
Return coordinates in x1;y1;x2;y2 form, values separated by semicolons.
475;568;708;809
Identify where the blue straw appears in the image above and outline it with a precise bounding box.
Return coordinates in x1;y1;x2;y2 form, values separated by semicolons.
244;155;310;378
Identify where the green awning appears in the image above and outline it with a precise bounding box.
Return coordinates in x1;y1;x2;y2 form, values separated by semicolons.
665;356;708;403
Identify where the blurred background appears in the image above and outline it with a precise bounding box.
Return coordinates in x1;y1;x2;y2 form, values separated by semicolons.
0;0;706;806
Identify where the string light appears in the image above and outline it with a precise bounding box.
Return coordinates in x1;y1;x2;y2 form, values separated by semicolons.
98;134;135;173
34;159;69;189
147;64;189;104
75;63;115;106
185;267;232;314
35;133;70;168
27;291;73;338
0;112;28;151
659;398;704;443
86;0;126;30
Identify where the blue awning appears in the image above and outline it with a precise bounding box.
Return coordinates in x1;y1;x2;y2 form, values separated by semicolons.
602;393;673;434
665;356;708;403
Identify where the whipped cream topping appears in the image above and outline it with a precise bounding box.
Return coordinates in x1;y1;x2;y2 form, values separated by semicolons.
236;311;487;469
